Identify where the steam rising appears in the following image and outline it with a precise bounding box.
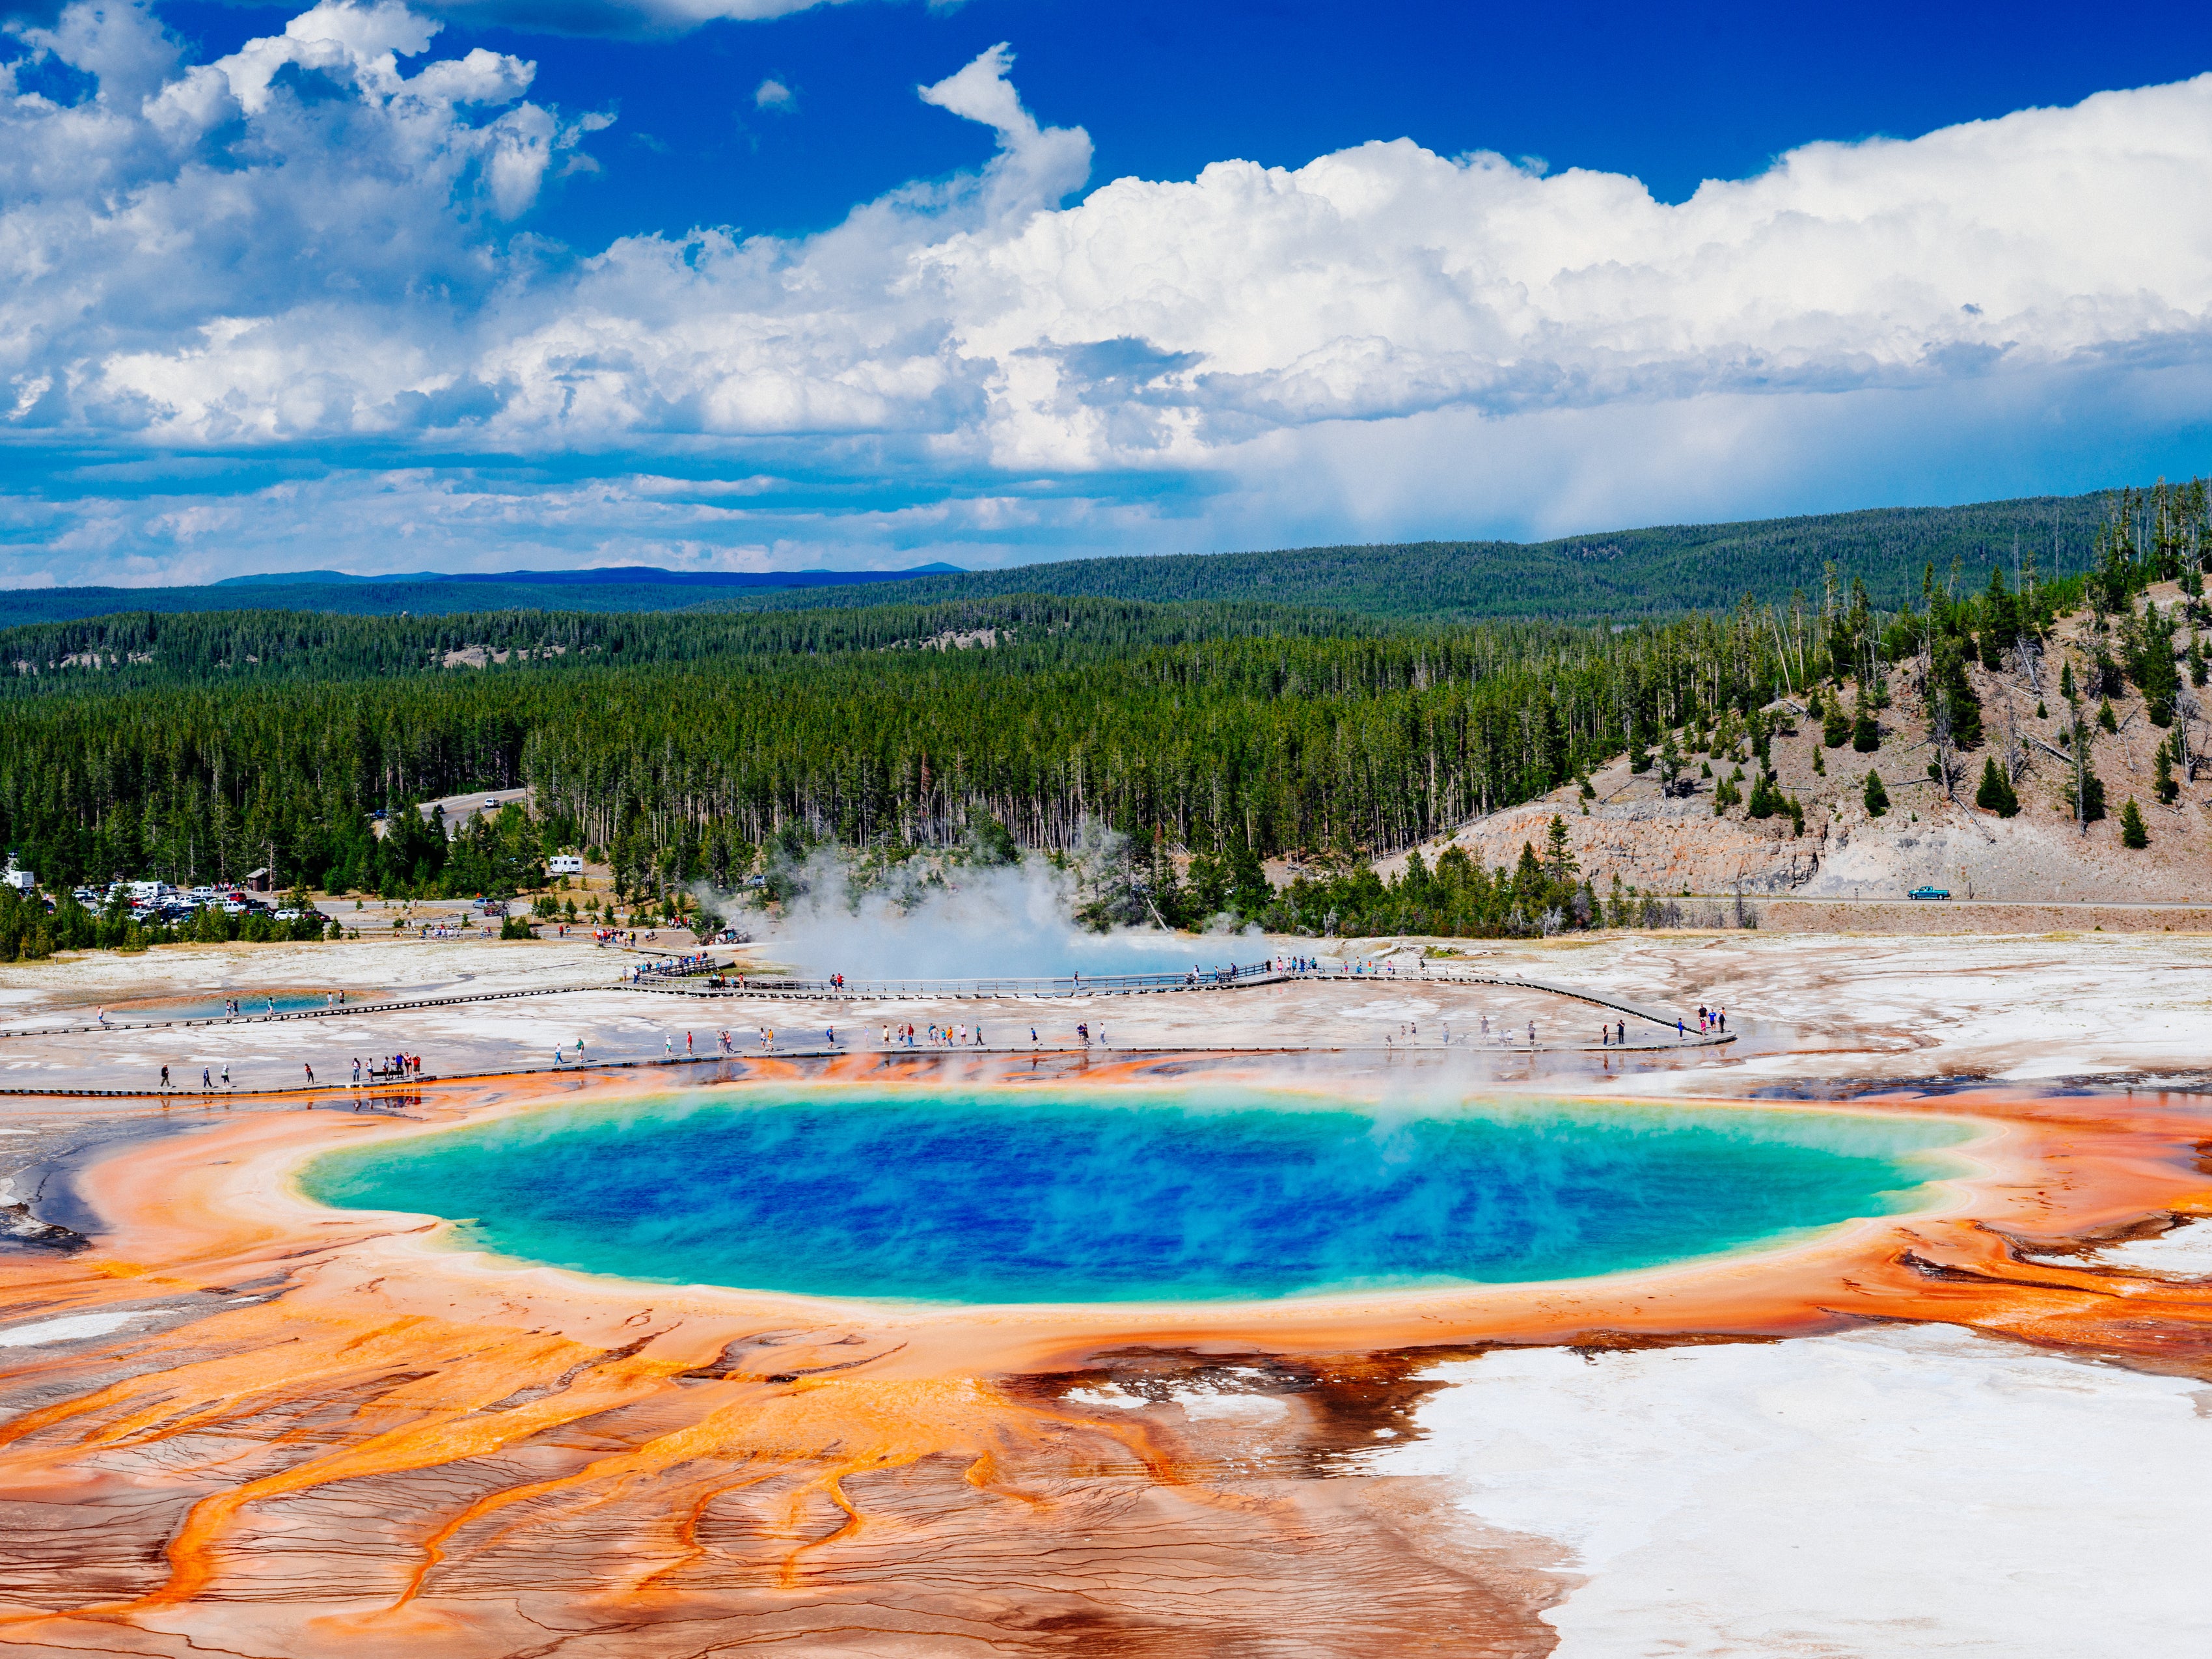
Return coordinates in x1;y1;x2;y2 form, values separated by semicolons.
763;853;1229;981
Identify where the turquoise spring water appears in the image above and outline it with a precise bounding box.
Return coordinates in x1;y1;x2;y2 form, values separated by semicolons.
104;992;344;1021
299;1088;1972;1304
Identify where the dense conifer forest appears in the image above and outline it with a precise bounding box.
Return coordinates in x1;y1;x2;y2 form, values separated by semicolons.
0;481;2202;956
727;489;2126;622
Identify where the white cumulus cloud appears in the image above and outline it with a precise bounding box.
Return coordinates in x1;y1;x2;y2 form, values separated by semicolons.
4;10;2212;582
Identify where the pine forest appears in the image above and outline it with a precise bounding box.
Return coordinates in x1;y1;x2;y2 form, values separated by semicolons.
1;481;2204;953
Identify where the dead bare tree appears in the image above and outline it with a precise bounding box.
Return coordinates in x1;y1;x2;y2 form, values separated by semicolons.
1999;671;2027;786
1931;695;1959;804
2067;683;2094;836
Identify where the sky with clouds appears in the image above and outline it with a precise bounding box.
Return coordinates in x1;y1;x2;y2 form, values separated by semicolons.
3;0;2211;584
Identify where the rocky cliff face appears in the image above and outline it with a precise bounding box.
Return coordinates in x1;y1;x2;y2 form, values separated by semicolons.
1391;796;1827;897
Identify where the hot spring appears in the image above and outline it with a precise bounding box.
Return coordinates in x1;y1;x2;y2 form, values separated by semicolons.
85;989;359;1022
299;1088;1972;1305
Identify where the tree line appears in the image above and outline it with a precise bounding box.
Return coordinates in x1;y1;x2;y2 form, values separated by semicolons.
0;480;2202;956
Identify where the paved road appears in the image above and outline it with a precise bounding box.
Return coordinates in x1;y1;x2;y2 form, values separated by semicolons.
409;786;534;834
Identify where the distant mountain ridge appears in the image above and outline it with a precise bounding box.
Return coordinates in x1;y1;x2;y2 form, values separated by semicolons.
0;489;2128;626
213;564;964;588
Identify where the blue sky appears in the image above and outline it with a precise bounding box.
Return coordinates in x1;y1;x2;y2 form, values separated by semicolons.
3;0;2211;583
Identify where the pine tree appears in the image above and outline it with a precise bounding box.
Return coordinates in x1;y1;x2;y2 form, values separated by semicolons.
1931;640;1983;748
1862;771;1889;817
2098;698;2118;734
1822;698;1850;747
1974;757;2019;817
2071;767;2107;825
1544;814;1579;882
1982;564;2017;655
2060;658;2077;700
2120;797;2149;848
2155;739;2179;805
1851;699;1879;752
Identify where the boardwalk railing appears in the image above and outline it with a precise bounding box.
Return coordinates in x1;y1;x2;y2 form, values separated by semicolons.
4;957;1710;1043
621;959;1704;1035
631;960;1284;1000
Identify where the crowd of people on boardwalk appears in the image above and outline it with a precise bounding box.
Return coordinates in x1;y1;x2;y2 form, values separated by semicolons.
599;1021;1147;1054
878;1022;990;1048
645;1026;846;1054
1190;965;1242;985
1270;954;1408;977
418;920;489;940
355;1053;422;1084
629;953;715;981
152;1049;421;1097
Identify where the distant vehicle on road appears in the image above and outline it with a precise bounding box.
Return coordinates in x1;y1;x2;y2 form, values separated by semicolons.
1907;886;1951;901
